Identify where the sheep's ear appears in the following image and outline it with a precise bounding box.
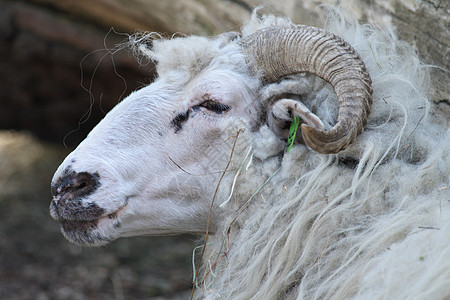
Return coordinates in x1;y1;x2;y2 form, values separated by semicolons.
267;98;325;144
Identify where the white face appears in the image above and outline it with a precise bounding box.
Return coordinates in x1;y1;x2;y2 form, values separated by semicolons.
50;67;261;246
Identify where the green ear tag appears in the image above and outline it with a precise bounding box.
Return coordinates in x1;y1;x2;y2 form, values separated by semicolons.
286;116;300;153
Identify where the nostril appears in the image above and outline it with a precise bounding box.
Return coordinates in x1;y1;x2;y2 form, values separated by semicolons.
77;180;87;190
52;169;101;199
50;168;103;222
72;173;93;191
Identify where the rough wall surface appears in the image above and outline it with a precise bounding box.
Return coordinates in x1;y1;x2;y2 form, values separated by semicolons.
31;0;449;107
1;0;448;144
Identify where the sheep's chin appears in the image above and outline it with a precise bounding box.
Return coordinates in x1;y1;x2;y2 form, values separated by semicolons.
59;204;127;247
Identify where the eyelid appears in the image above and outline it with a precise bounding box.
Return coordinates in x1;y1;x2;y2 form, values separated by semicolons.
192;100;231;114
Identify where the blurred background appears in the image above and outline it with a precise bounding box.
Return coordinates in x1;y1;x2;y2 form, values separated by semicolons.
0;0;447;299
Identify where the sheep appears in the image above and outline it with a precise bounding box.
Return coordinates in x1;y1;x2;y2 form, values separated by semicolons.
50;7;450;300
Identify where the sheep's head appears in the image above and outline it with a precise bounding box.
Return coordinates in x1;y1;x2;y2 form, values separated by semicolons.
50;24;372;246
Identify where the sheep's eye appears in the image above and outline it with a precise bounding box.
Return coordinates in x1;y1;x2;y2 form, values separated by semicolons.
194;100;230;114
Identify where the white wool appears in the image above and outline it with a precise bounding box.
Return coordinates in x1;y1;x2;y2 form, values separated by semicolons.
194;8;450;300
128;31;252;88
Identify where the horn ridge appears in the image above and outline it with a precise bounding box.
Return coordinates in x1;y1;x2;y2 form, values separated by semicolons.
241;26;373;154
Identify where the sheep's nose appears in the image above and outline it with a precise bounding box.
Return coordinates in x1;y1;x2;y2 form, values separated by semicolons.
50;169;103;222
51;170;100;200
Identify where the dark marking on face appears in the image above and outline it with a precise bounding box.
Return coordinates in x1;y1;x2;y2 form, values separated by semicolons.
60;220;112;246
51;167;104;221
171;110;190;133
61;219;99;234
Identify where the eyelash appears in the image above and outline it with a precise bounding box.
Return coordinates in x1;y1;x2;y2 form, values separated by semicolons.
192;100;230;114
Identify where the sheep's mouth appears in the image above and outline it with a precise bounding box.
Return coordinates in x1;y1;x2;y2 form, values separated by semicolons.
58;202;129;246
60;208;124;229
60;218;100;233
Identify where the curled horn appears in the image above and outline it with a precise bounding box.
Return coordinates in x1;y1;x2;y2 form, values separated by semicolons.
240;26;373;154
